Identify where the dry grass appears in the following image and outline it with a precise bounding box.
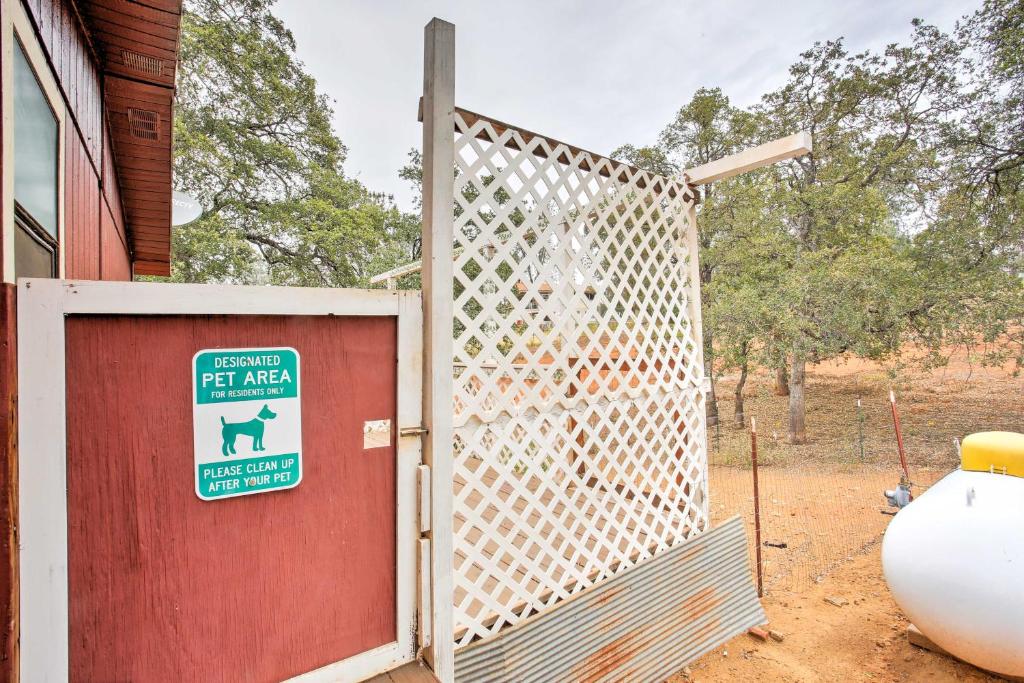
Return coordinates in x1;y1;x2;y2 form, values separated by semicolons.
707;354;1024;470
673;351;1023;681
704;352;1023;594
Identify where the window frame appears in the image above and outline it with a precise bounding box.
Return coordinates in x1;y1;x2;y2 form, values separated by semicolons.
14;202;57;277
2;0;66;283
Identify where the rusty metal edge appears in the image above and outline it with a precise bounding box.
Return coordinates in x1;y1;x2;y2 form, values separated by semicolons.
454;517;758;681
453;516;764;682
456;516;749;670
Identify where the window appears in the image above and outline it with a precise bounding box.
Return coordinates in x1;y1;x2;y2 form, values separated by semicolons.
12;37;59;278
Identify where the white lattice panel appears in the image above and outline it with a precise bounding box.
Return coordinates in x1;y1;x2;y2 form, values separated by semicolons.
450;109;708;646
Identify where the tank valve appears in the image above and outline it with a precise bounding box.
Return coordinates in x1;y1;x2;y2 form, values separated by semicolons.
884;479;913;508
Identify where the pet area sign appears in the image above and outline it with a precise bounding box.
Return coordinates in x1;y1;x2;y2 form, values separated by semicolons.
192;347;302;500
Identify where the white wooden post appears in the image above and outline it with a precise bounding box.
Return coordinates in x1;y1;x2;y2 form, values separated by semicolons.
684;200;704;378
420;17;456;683
684;199;709;522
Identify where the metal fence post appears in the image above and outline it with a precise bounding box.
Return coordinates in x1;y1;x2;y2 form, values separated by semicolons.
751;417;763;598
856;397;865;460
421;17;456;683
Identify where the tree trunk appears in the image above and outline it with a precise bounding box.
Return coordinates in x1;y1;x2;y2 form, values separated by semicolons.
734;358;748;428
706;364;719;426
704;332;719;427
788;354;807;444
774;361;789;396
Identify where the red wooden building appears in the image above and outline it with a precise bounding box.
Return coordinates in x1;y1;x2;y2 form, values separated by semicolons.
0;0;181;678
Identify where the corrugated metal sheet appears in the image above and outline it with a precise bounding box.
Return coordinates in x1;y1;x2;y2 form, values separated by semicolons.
453;516;764;683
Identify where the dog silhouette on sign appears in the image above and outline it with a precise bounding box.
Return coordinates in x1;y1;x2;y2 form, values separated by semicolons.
220;404;277;456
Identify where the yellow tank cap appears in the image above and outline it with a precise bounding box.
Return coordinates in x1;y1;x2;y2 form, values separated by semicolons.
961;431;1024;478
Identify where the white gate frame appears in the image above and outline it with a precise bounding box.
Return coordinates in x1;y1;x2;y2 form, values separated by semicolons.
420;18;458;683
17;278;423;683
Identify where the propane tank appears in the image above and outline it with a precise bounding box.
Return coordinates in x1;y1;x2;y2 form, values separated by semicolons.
882;431;1024;677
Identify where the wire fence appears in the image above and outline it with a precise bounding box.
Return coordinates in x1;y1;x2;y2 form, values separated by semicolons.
708;460;945;594
699;373;1007;596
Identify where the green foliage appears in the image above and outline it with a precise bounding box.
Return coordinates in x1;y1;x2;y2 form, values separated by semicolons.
170;0;417;286
659;87;758;168
751;27;960;382
168;0;1022;439
912;0;1024;370
608;144;676;176
615;6;1024;439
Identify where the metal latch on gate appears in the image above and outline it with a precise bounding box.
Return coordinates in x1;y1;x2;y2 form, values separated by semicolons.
400;425;429;437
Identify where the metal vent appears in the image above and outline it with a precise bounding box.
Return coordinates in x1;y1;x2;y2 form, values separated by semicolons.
127;108;159;141
121;49;163;77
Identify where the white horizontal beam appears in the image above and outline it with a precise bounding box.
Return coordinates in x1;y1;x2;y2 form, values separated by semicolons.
55;279;408;316
682;131;812;185
369;259;425;284
370;244;472;286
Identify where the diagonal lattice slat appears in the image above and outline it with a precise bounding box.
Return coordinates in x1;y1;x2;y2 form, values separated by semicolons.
450;109;708;646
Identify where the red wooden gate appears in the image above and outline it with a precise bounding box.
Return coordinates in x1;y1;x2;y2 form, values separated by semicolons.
18;281;423;682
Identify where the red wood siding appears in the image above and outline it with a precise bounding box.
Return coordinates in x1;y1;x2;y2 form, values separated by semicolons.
29;0;102;165
1;17;4;278
20;0;135;281
0;286;18;683
78;0;182;275
0;32;8;683
99;203;130;280
100;128;131;280
64;125;101;280
65;315;399;682
101;124;122;222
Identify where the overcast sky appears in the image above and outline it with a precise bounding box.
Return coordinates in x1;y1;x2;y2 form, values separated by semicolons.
275;0;977;210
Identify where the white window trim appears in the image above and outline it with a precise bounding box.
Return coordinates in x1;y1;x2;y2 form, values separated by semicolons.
2;0;67;283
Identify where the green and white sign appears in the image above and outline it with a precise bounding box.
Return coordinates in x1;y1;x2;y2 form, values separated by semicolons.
192;347;302;500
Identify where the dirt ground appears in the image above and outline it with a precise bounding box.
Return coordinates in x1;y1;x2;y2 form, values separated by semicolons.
666;348;1023;682
670;543;1004;683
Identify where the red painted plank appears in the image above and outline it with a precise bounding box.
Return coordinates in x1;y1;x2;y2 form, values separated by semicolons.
81;0;181;30
101;128;121;212
64;128;101;280
81;0;178;20
105;74;175;103
125;242;169;257
93;22;180;52
132;260;170;276
65;315;399;682
131;0;182;15
132;257;170;269
0;34;3;276
0;285;19;683
97;30;179;62
99;204;131;280
37;0;53;53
